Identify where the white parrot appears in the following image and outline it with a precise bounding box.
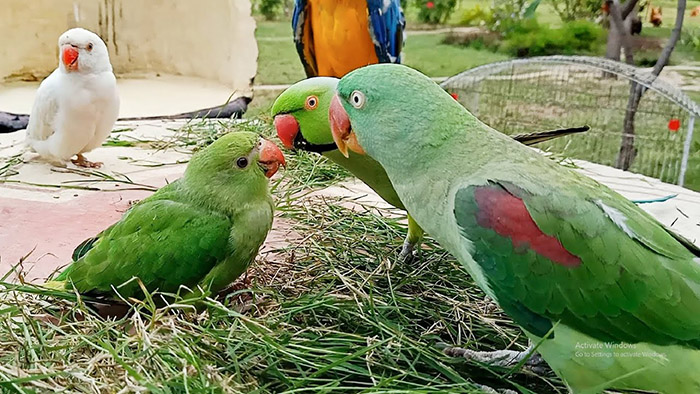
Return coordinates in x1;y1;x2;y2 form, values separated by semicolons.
26;28;119;168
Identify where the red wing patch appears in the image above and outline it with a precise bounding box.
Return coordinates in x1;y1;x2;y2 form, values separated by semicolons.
474;187;581;267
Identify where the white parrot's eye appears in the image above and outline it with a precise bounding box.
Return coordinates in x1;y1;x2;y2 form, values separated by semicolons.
305;95;318;110
350;91;365;109
87;43;94;51
236;157;249;168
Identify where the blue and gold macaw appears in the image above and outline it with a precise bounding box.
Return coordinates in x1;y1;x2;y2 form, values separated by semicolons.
292;0;405;78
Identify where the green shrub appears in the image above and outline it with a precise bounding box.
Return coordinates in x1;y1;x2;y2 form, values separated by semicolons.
447;18;604;57
635;55;660;67
442;30;502;51
256;0;283;20
413;0;458;24
490;0;542;33
459;4;494;27
548;0;603;21
681;27;700;51
501;19;604;57
457;0;542;32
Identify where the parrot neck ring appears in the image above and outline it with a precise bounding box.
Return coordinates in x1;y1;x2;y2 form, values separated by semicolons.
292;130;338;153
273;112;337;153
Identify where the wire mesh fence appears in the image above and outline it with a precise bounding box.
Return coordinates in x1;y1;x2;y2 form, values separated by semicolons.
441;56;700;190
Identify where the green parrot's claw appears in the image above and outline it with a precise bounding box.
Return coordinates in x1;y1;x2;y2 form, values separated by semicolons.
442;344;547;374
398;240;418;264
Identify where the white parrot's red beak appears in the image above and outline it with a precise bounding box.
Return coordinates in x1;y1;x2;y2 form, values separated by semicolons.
258;139;286;178
61;45;79;71
329;94;364;158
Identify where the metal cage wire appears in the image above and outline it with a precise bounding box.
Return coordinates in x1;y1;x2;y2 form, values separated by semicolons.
441;55;699;188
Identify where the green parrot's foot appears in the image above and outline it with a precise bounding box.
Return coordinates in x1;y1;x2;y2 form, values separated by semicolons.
482;296;500;314
398;240;418;264
442;345;546;374
474;384;518;394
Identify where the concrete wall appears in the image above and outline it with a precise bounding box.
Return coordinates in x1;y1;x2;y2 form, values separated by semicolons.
0;0;257;97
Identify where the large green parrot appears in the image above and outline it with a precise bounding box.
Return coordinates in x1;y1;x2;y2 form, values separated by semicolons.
329;64;700;393
45;132;286;300
271;77;589;263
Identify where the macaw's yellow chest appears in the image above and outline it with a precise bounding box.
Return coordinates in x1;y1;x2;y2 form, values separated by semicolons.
308;0;379;77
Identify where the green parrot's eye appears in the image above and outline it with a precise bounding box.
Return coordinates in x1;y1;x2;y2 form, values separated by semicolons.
350;91;365;109
305;95;318;110
236;157;249;168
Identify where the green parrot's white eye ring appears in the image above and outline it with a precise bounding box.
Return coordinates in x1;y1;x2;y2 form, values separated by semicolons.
305;95;319;110
350;91;365;109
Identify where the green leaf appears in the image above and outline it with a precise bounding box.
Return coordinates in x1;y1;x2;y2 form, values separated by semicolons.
523;0;542;18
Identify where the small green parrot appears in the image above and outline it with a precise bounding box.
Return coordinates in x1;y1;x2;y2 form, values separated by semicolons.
45;132;286;300
271;77;588;263
329;64;700;393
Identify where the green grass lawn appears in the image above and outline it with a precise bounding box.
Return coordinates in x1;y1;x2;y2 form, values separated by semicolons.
254;3;700;85
255;21;306;85
253;20;510;117
255;20;510;85
403;34;510;76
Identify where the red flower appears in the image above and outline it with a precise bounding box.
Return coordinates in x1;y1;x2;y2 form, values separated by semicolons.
426;1;435;8
450;92;459;100
668;118;681;132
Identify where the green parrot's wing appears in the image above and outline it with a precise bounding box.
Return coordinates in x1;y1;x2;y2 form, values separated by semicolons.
64;199;232;298
71;235;102;262
52;234;103;281
61;184;180;278
453;179;700;349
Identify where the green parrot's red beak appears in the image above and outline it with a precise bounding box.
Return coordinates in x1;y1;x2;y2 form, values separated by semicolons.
274;114;299;149
258;139;286;178
329;94;364;158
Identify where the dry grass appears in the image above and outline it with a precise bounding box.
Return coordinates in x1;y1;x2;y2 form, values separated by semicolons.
0;118;569;393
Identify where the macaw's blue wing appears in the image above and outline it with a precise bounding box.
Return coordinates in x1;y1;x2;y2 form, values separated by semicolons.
292;0;318;77
367;0;406;63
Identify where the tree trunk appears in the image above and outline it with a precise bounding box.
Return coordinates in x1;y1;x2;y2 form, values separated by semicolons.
607;0;637;65
604;0;639;79
605;18;623;62
615;0;687;170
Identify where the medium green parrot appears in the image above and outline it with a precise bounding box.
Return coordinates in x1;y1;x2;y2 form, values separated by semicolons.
271;77;588;263
329;64;700;393
45;132;286;300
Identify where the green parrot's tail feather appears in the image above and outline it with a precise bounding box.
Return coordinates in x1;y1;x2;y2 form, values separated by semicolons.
53;264;75;281
513;126;589;146
42;280;66;291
